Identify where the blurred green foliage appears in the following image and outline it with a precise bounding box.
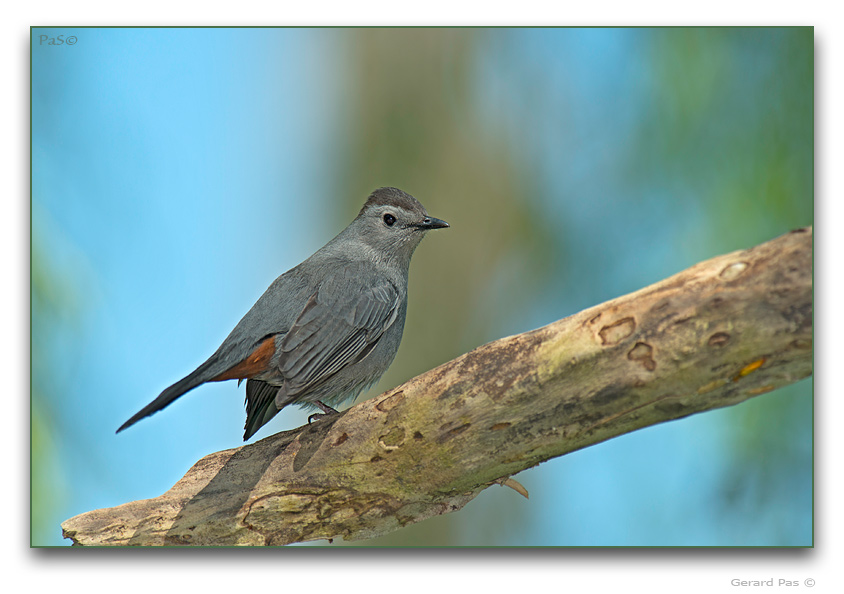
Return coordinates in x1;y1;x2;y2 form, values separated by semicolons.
325;27;812;546
645;28;812;249
328;28;553;545
31;209;76;545
31;27;812;547
647;28;812;544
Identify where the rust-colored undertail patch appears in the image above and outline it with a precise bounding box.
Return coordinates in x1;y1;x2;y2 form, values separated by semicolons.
212;336;276;381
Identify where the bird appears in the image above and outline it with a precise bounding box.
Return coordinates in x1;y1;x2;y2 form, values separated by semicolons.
117;187;449;441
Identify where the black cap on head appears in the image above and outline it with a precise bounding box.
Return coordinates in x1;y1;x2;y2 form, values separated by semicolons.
359;187;424;216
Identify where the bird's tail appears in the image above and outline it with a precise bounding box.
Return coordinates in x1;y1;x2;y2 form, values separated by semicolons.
243;379;284;441
116;360;216;434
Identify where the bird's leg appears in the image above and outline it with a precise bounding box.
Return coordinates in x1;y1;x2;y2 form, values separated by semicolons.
307;400;340;424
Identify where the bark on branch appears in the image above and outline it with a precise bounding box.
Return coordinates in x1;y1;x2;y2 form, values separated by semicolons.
62;227;813;546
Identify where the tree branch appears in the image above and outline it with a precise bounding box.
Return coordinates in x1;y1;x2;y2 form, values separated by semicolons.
62;227;813;546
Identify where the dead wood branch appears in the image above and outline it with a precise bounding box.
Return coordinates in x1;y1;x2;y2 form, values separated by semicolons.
62;227;812;546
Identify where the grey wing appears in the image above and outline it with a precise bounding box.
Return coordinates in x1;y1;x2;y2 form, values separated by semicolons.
277;278;400;397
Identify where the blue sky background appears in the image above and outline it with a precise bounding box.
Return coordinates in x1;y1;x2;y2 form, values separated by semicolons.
33;28;338;541
31;27;812;547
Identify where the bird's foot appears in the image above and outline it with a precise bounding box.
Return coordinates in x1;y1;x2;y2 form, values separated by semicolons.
307;401;340;424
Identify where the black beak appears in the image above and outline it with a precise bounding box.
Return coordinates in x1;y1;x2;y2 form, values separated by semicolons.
419;216;449;230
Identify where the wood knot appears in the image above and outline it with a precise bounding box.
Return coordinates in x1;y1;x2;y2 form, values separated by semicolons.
437;422;471;443
708;332;731;347
599;317;636;345
376;390;405;412
720;261;749;281
378;426;406;451
627;342;656;371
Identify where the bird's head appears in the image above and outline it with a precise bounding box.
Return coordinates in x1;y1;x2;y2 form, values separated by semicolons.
352;187;449;262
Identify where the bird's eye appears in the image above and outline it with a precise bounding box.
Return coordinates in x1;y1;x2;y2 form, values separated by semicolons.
383;213;396;226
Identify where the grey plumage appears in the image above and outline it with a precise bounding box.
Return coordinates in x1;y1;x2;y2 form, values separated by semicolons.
117;187;448;440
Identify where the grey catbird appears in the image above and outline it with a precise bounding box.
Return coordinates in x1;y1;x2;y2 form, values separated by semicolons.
117;187;448;440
